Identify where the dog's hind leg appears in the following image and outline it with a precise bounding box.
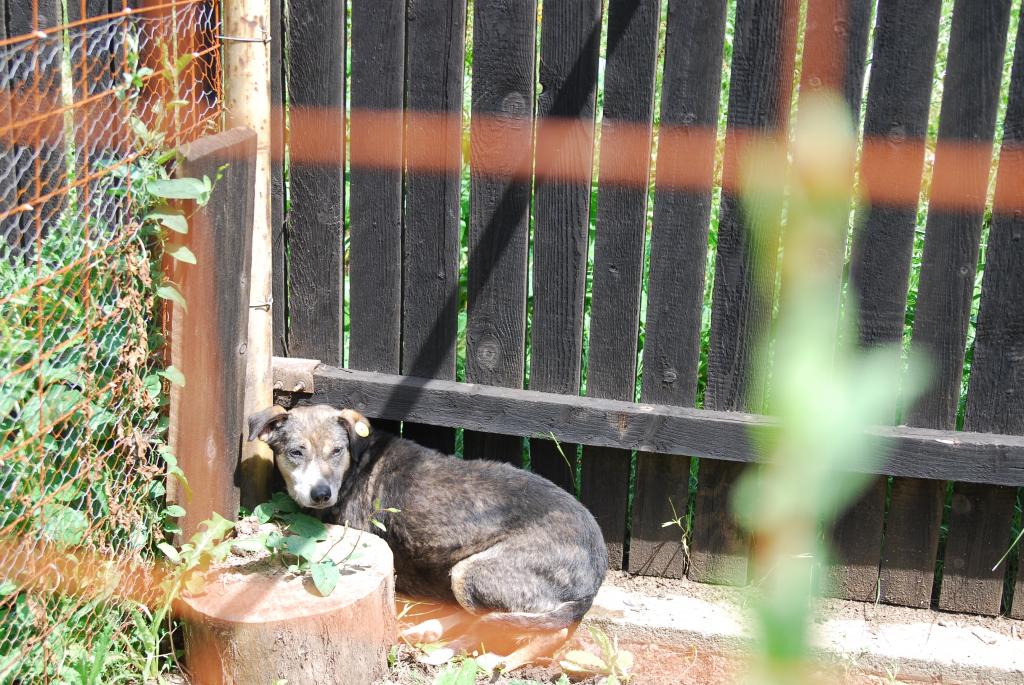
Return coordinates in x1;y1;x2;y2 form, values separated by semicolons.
447;546;592;670
448;544;594;631
476;627;570;673
400;607;476;644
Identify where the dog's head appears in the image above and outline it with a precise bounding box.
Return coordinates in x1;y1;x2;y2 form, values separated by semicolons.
247;405;372;509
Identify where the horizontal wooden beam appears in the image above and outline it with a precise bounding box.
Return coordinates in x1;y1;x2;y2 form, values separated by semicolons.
276;363;1024;487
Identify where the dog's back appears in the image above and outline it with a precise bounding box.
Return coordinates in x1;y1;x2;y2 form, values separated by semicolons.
343;432;608;625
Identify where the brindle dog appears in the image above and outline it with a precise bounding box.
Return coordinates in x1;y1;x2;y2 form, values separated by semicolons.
247;404;608;670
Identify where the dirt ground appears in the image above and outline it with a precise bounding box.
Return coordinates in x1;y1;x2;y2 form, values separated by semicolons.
375;636;915;685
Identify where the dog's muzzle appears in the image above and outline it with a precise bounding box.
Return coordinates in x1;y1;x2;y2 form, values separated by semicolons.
310;482;332;507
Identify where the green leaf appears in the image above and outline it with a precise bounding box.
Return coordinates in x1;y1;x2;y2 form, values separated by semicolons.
160;365;186;387
40;504;88;547
147;208;188;234
143;370;162;397
156;283;187;310
371;519;387;533
310;560;340;597
157;543;181;565
230;536;270;553
174;53;194;76
166;244;197;265
186;512;236;557
265;531;285;550
147;177;207;200
184;572;206;595
271;492;300;513
281;513;328;540
435;658;479;685
284;535;319;562
0;580;17;596
253;501;278;524
164;505;186;518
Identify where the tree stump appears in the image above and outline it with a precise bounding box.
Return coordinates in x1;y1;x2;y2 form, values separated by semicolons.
181;524;396;685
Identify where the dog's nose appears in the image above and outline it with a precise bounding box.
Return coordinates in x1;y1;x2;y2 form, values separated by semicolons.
310;482;331;505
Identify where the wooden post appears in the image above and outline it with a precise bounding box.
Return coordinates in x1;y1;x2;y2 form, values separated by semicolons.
167;128;257;538
223;0;275;509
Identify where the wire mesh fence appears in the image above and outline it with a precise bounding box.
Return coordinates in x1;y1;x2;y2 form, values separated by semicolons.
0;2;220;680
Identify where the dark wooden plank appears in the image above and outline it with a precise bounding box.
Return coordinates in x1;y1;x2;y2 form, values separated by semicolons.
170;128;257;538
831;0;944;603
800;0;873;114
939;4;1024;617
528;0;602;492
880;0;1012;611
270;0;287;356
689;0;799;586
286;0;345;364
790;0;876;602
629;0;729;580
349;0;405;373
296;366;1024;487
0;0;16;258
461;0;536;465
795;0;874;603
348;0;405;436
68;2;120;245
6;1;63;257
579;0;662;571
400;0;466;454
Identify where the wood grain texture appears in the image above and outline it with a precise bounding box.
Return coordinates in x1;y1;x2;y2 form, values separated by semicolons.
171;128;257;538
270;0;287;356
347;0;406;437
296;366;1024;487
183;528;395;684
580;0;661;571
349;0;405;376
881;0;1012;611
286;0;345;365
800;0;872;113
690;0;799;586
832;0;943;603
629;0;728;580
529;0;602;492
462;0;536;465
939;4;1023;617
401;0;466;454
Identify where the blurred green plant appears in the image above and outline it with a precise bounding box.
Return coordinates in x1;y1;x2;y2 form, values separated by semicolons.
730;93;927;684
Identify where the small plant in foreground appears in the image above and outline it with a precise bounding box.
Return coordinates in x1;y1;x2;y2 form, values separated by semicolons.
660;496;691;569
559;626;634;684
730;93;927;684
246;492;399;596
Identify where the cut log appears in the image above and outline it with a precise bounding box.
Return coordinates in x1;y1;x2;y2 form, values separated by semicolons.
181;524;396;685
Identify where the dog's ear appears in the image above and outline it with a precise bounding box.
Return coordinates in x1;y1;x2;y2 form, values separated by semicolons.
248;405;289;443
338;409;371;461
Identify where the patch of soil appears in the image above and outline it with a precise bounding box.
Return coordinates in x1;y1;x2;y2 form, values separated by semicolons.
374;631;915;685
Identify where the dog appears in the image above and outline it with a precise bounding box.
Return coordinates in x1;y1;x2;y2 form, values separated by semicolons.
247;404;608;670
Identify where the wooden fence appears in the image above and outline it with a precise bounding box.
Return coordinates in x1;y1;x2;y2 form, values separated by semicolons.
269;0;1024;618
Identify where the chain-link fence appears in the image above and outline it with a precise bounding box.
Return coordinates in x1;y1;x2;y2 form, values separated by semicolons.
0;2;220;681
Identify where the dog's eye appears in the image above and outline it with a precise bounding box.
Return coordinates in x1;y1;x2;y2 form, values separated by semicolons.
287;449;304;461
